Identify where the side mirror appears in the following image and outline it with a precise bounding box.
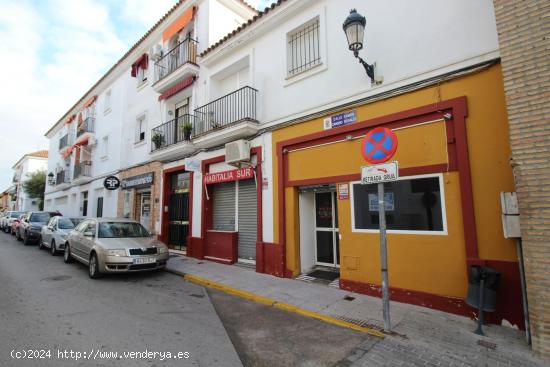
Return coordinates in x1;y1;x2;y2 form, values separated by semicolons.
83;231;94;237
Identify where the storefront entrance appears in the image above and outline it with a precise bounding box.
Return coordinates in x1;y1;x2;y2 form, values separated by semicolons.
298;185;340;276
314;191;339;268
140;193;151;231
168;171;190;250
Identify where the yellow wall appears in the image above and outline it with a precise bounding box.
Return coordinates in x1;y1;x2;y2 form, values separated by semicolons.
272;64;516;298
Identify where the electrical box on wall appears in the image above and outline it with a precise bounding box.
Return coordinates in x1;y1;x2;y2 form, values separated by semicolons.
225;140;250;165
500;192;521;238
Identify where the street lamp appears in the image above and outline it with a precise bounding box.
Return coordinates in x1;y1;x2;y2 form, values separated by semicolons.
47;172;55;185
343;9;379;85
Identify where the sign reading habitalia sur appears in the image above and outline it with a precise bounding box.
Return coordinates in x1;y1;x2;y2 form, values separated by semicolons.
203;167;254;185
121;172;154;189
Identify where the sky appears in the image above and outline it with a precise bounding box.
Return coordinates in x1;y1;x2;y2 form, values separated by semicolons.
0;0;274;192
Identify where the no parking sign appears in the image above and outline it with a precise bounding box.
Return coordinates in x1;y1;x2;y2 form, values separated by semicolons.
360;127;398;164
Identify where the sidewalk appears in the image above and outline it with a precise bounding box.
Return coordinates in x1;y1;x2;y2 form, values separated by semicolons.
166;253;545;366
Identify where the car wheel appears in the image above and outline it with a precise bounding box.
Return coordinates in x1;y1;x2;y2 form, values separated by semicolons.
38;236;45;250
89;253;102;279
23;232;31;246
16;229;22;241
50;240;57;256
63;243;74;264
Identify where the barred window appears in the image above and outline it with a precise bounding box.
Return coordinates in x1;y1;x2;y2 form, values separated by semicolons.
287;18;321;77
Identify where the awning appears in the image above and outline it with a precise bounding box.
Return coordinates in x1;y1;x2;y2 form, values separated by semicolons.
83;96;97;109
158;76;195;101
64;114;76;125
62;146;74;159
163;6;195;41
131;53;149;77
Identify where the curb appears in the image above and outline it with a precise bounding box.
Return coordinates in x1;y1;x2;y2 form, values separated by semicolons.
182;273;386;338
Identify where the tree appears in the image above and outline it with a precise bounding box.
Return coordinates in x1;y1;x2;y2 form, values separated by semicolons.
22;169;46;210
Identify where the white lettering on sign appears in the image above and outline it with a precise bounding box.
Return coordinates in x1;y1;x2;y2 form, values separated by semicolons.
203;167;254;185
361;162;399;184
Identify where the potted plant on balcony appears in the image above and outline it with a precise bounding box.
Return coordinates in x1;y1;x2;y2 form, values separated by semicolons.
180;121;193;141
152;132;165;149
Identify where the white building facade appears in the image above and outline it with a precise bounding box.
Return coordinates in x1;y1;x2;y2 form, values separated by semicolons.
12;151;49;211
44;0;526;328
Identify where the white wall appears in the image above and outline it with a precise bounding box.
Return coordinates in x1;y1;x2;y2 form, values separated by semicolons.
199;0;499;126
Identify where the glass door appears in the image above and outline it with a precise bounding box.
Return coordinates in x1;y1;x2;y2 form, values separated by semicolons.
140;194;151;231
314;191;339;267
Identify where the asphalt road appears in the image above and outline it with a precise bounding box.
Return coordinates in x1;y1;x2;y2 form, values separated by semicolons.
0;232;242;367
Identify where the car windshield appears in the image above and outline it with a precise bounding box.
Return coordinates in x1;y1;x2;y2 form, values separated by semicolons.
69;218;83;226
10;212;23;218
30;213;51;222
98;222;150;238
58;218;75;230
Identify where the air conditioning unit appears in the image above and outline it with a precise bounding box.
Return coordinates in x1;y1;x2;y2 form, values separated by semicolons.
150;44;163;61
225;140;250;165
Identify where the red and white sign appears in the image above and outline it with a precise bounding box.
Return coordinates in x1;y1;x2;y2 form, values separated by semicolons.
338;183;349;200
203;167;254;185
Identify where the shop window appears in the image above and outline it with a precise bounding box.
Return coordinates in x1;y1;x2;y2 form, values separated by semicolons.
287;17;321;77
96;197;103;218
351;174;446;234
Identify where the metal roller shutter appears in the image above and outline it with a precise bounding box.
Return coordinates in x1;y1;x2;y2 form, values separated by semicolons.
212;182;235;231
238;179;257;260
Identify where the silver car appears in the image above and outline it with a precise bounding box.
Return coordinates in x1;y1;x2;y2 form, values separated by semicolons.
63;218;169;279
2;211;24;233
40;216;84;255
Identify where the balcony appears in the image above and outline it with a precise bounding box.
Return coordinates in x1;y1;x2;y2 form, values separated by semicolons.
150;114;197;161
152;38;199;94
58;134;70;150
193;86;260;148
73;161;92;180
77;117;95;138
55;170;70;186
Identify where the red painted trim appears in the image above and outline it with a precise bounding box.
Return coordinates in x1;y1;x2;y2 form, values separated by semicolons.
286;164;449;187
276;97;477;282
340;279;472;318
158;76;195;101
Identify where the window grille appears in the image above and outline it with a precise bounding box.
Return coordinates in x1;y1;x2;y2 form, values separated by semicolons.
287;18;321;76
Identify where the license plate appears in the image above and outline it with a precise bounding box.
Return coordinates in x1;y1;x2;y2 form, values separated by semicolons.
133;257;156;264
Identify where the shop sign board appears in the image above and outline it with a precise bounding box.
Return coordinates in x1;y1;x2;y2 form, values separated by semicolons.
323;110;357;130
203;167;254;185
103;176;120;190
337;183;349;200
361;127;398;164
361;162;399;184
121;172;154;189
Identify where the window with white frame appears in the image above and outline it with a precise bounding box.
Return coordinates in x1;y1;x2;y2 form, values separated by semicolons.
137;66;148;87
287;17;321;77
104;89;112;113
351;174;446;234
101;136;109;159
135;114;146;143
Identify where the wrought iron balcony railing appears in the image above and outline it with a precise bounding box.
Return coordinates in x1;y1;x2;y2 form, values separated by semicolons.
151;114;197;152
154;38;198;83
55;170;70;185
194;86;258;136
77;117;95;137
59;134;69;150
73;161;92;179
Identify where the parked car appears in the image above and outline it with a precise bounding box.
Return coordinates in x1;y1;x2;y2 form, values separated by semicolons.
40;216;84;255
12;214;26;236
64;218;169;278
17;211;61;245
1;211;24;233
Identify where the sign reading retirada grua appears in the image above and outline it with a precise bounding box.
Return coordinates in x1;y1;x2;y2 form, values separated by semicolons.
121;172;154;189
203;167;254;185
